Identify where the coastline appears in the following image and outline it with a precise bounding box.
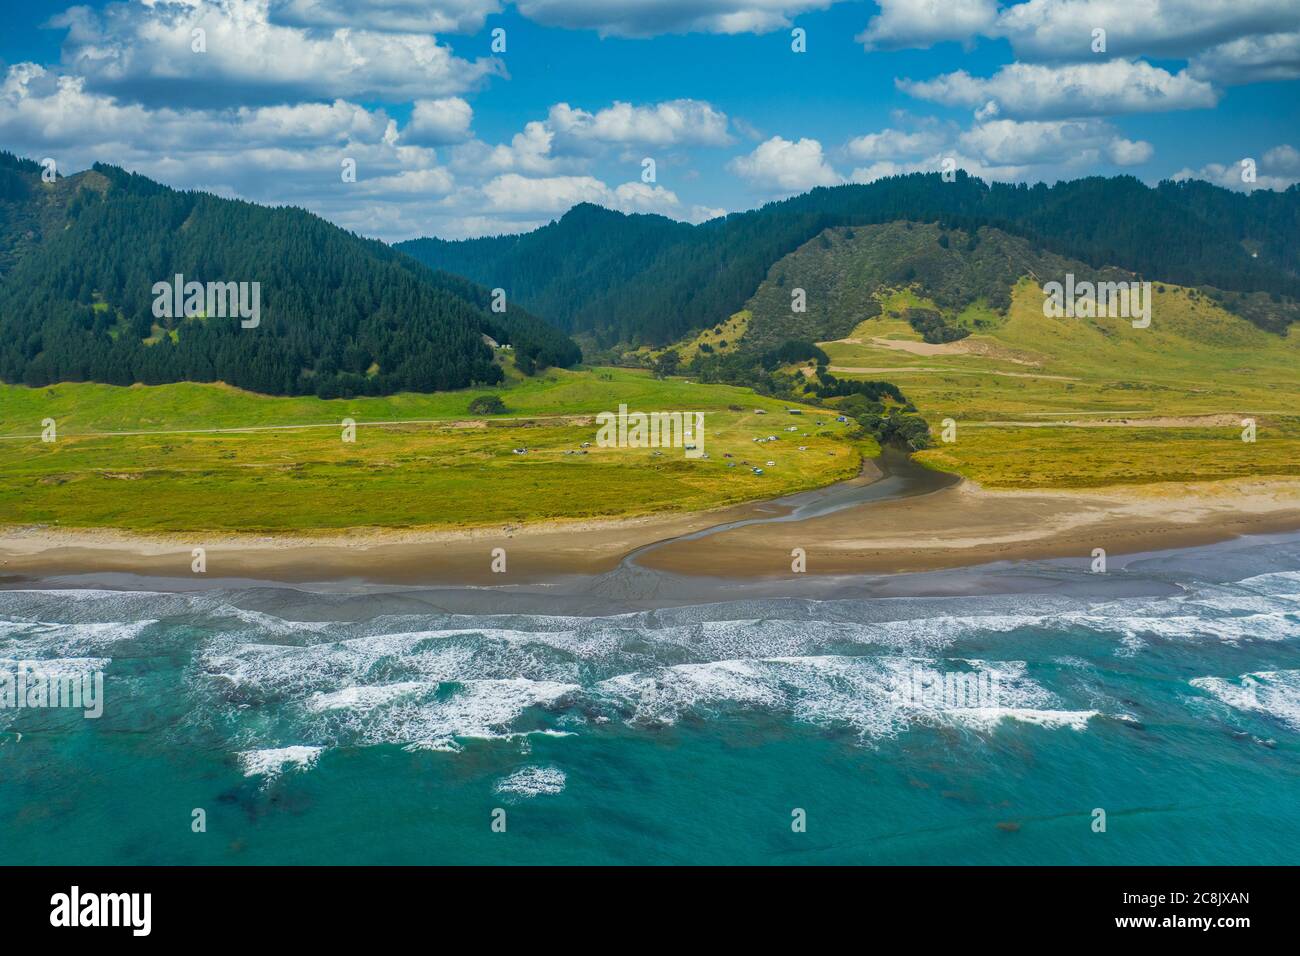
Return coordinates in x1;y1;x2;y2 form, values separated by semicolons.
4;464;1300;587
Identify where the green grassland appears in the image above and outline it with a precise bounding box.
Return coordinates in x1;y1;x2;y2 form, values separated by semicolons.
1;366;870;532
820;279;1300;488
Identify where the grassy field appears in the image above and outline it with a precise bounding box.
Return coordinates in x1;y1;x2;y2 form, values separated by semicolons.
820;280;1300;488
1;366;871;532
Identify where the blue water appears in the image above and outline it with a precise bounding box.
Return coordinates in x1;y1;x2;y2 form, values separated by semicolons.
3;536;1299;864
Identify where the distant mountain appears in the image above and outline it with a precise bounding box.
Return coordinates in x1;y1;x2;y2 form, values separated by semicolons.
0;152;579;397
397;173;1300;346
398;203;697;344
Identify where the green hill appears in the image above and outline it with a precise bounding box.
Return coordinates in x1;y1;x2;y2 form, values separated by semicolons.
0;152;579;397
737;221;1133;352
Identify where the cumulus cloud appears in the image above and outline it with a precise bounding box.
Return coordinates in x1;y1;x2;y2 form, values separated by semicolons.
547;99;733;148
845;126;948;161
728;135;842;192
405;98;474;145
478;172;682;215
1;63;394;158
958;118;1152;166
857;0;998;51
269;0;503;34
994;0;1300;61
841;114;1151;186
898;60;1219;119
1189;31;1300;85
449;120;573;176
1263;144;1300;175
446;98;732;179
689;204;728;222
515;0;835;37
848;153;1029;185
1171;144;1300;191
848;0;1300;66
51;0;504;107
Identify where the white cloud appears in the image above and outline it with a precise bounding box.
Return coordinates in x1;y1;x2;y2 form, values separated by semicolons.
405;98;474;145
689;204;728;222
845;126;947;161
1106;137;1155;165
479;172;682;215
728;135;842;192
847;0;1300;67
269;0;503;34
445;98;732;181
52;0;504;106
899;60;1219;119
611;181;686;214
995;0;1300;61
857;0;998;51
0;63;396;156
958;118;1152;166
515;0;835;37
848;153;1029;184
1189;31;1300;85
841;113;1153;185
449;120;575;176
1171;146;1300;192
1263;144;1300;175
480;173;608;212
547;99;733;148
354;166;456;197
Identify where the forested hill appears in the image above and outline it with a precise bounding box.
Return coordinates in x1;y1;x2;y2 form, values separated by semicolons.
397;173;1300;346
0;152;579;397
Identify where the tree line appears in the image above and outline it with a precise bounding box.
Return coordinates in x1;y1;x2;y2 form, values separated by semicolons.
0;153;580;397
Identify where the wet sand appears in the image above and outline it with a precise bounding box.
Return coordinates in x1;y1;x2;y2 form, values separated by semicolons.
637;476;1300;578
3;455;1300;587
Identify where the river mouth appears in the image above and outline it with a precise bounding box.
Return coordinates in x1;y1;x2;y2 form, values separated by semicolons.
622;445;960;569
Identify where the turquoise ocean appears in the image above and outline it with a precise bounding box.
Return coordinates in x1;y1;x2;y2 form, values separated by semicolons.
3;534;1299;865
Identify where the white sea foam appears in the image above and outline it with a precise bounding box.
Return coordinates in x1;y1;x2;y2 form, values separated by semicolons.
0;656;111;675
0;620;154;657
596;655;1079;740
303;681;431;712
947;708;1099;731
1191;670;1300;731
494;765;567;797
237;745;323;778
295;677;579;751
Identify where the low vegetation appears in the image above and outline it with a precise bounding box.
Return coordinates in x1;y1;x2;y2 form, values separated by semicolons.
0;366;871;532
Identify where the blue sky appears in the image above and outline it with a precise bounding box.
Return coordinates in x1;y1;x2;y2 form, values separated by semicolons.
2;1;1297;241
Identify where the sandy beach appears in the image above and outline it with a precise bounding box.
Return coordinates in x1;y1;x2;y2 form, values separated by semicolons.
4;466;1300;586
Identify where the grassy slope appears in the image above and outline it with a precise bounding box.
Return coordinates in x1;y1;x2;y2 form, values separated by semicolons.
632;311;751;364
821;279;1300;487
1;366;871;532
